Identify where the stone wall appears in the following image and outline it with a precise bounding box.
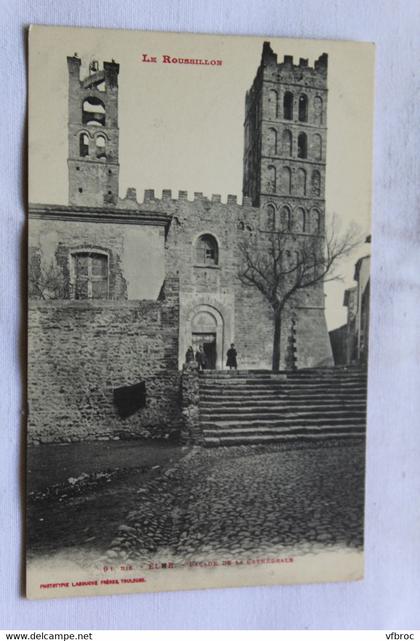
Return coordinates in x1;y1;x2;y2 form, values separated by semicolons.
28;278;181;444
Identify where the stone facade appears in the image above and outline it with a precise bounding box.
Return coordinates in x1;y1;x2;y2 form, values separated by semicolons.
28;42;334;443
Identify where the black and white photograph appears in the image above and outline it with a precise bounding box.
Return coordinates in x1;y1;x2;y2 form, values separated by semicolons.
26;25;374;598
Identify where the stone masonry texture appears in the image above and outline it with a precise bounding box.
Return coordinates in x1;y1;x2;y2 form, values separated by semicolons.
27;278;181;444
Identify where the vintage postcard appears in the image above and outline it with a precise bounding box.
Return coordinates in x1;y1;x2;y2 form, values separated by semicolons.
27;25;374;598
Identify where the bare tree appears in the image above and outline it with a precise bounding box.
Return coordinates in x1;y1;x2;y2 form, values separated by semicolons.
237;215;363;371
29;254;67;300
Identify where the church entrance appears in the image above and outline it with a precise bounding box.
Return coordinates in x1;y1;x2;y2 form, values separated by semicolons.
190;308;222;370
192;332;217;370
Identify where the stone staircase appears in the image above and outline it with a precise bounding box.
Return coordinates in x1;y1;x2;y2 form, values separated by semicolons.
198;367;367;447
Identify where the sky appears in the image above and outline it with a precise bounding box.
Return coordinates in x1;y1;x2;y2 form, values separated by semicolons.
29;26;374;329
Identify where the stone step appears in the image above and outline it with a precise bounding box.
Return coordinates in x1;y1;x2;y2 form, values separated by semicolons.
201;415;365;429
200;389;367;400
203;423;365;437
200;409;366;421
200;396;366;413
199;380;367;390
203;430;365;447
197;367;367;447
200;368;365;378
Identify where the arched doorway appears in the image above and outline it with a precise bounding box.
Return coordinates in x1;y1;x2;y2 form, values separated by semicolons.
191;310;217;369
190;306;224;370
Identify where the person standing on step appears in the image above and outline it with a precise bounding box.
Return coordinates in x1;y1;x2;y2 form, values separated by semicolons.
195;345;207;371
185;345;195;365
226;343;238;370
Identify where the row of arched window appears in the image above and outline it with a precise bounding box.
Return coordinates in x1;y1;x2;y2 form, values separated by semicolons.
79;131;107;159
263;205;322;234
268;90;323;124
266;129;322;161
266;166;321;197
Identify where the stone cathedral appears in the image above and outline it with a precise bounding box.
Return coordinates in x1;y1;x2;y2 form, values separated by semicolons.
28;42;334;443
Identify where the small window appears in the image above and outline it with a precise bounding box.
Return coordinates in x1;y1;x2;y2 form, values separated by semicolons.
297;168;307;196
96;134;107;159
312;208;322;233
311;170;321;197
281;166;292;194
72;251;109;299
268;90;278;119
79;133;89;157
282;129;292;156
313;134;322;160
295;207;306;232
281;206;291;231
283;92;293;120
195;234;218;266
265;204;276;231
298;94;308;122
267;165;277;193
267;128;278;154
314;96;323;124
297;132;308;159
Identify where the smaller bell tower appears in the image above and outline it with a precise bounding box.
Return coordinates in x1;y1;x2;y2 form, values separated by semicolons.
67;55;120;207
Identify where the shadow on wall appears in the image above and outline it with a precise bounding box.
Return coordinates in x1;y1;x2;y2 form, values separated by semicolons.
113;381;146;418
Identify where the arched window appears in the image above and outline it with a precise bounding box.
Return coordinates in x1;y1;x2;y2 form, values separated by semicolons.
297;132;308;159
238;221;245;231
311;170;321;197
280;206;291;231
314;96;323;125
294;207;306;232
282;129;292;156
95;134;106;159
195;234;219;266
265;204;276;231
298;94;308;122
268;90;278;119
297;168;307;196
79;133;89;157
72;251;109;299
313;134;322;160
281;166;292;194
267;165;277;193
283;92;293;120
311;208;322;233
82;97;106;126
267;128;278;154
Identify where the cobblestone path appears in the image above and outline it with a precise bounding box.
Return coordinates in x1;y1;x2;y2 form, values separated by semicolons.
107;440;365;562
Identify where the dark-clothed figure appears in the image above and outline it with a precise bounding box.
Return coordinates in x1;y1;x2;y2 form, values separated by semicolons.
195;345;207;370
185;346;195;364
226;343;238;370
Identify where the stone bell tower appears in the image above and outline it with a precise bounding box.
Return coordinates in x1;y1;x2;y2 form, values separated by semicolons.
67;54;120;207
243;42;328;236
242;42;333;368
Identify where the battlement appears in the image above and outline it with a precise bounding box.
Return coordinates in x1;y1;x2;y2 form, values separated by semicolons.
118;187;256;209
261;41;328;75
